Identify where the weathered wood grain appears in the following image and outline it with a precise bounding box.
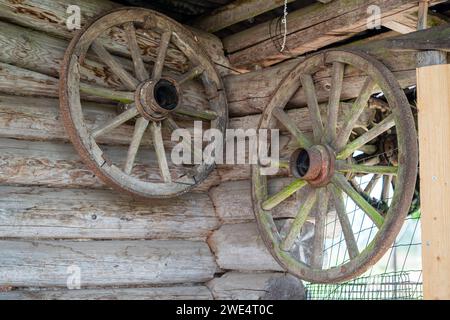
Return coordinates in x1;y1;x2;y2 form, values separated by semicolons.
0;62;210;114
224;0;446;68
224;61;415;117
0;95;374;189
210;178;340;231
0;20;126;89
0;186;219;240
210;179;298;224
0;285;213;300
224;26;450;116
0;240;218;287
0;0;231;75
3;27;444;118
208;222;284;272
0;137;220;192
207;271;306;300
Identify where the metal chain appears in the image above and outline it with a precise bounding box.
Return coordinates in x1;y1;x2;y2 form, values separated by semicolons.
280;0;288;52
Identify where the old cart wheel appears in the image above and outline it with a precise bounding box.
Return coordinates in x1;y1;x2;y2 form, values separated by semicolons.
60;8;227;198
252;49;418;283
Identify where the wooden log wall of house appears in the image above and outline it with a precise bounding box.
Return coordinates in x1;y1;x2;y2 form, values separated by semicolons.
0;0;448;299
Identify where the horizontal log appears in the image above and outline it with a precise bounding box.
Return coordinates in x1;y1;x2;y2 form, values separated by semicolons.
0;0;231;76
210;179;338;226
224;26;450;116
224;0;445;68
0;92;207;147
0;62;210;114
0;286;212;300
207;272;305;300
208;221;342;272
0;94;373;189
208;222;284;272
0;239;217;287
210;179;299;223
0;20;124;89
0;138;220;192
381;25;450;51
0;186;218;240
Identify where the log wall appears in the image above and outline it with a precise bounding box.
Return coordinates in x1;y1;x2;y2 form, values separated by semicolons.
0;0;306;300
0;0;446;300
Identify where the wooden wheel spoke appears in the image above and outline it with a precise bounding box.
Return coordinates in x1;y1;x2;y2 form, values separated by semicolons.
175;106;218;121
364;174;381;194
272;108;313;148
178;66;205;85
332;173;385;228
92;106;138;138
262;179;307;211
91;41;139;91
150;121;172;183
335;78;377;149
300;74;323;142
80;83;134;103
337;113;395;160
124;22;149;82
326;62;345;143
329;185;360;259
381;175;392;202
311;188;328;269
124;117;149;175
336;161;398;176
281;188;318;252
152;31;172;82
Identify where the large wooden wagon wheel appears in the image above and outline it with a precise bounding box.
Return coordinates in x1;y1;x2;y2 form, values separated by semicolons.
252;49;418;283
60;8;227;198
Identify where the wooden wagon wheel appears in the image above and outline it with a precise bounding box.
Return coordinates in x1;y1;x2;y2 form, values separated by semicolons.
252;49;418;283
60;8;227;198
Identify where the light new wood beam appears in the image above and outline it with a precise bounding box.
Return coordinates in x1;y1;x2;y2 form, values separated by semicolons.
417;0;450;300
418;63;450;300
223;0;446;69
193;0;295;33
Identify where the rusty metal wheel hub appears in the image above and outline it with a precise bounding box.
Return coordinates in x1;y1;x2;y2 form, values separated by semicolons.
135;76;182;121
290;145;335;187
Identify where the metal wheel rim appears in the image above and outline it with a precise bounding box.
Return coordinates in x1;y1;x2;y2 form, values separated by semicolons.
60;8;227;198
251;49;418;283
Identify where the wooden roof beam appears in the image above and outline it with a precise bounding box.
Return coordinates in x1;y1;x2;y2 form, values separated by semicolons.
382;10;448;34
193;0;296;33
223;0;447;69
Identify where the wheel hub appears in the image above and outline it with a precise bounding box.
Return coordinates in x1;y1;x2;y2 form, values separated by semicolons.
290;145;335;187
135;76;182;121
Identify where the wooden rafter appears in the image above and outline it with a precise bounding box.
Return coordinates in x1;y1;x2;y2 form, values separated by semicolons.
223;0;447;69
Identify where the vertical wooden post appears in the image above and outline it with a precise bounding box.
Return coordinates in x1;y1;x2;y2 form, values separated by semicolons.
418;63;450;300
416;0;450;300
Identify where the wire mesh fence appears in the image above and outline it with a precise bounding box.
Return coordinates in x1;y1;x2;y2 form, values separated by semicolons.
305;173;422;300
306;271;422;300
